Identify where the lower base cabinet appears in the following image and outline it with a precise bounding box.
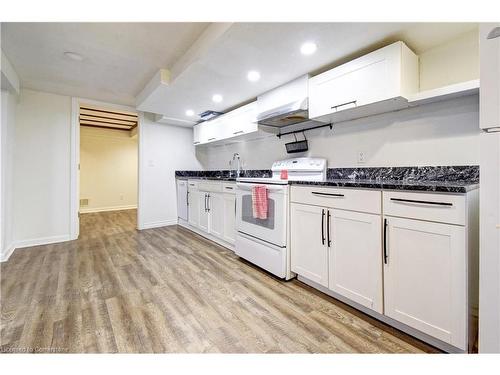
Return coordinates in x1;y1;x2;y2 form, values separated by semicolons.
291;203;329;287
188;189;200;227
186;180;236;246
208;192;224;238
383;216;467;349
329;209;383;313
290;186;477;352
198;192;209;232
223;194;236;244
290;202;382;309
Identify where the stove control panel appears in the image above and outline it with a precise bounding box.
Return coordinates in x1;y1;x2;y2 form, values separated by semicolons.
271;157;327;181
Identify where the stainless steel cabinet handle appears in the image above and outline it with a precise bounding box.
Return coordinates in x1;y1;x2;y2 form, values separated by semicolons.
390;198;453;207
327;210;331;247
207;137;216;141
383;218;388;264
193;141;200;145
312;192;345;198
204;194;208;212
233;130;244;135
331;100;357;110
207;194;211;212
321;209;325;245
225;186;234;190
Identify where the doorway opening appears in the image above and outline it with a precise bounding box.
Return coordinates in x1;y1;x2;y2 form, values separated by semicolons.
78;103;139;236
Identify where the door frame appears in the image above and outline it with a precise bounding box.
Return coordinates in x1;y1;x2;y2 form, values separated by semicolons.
70;97;139;239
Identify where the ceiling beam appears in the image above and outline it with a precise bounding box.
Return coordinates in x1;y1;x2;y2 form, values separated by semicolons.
80;108;138;122
80;120;132;130
79;115;136;126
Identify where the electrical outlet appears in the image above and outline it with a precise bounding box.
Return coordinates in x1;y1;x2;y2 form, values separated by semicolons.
357;151;366;164
120;194;124;201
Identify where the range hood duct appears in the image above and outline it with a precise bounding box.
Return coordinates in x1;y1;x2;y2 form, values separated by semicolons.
257;74;325;130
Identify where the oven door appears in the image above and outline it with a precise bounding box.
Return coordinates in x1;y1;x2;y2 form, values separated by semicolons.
236;182;288;247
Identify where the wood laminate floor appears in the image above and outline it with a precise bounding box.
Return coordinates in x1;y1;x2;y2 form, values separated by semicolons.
1;210;439;353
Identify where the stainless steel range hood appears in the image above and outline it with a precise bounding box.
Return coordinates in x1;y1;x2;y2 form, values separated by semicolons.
257;74;325;129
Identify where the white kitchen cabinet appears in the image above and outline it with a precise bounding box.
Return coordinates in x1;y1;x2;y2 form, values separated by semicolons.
329;210;383;313
198;192;210;232
309;41;418;123
188;182;200;228
193;101;258;146
480;23;500;130
290;203;329;287
193;124;201;145
224;101;258;139
184;180;237;247
208;192;224;239
223;193;236;245
383;216;467;350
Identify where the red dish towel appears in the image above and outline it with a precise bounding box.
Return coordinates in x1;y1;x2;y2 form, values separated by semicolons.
252;185;268;220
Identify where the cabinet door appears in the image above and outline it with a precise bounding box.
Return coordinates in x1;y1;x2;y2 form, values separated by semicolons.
227;102;258;137
208;193;224;239
329;210;383;313
309;42;417;120
223;193;236;245
480;23;500;129
188;190;200;228
290;203;329;287
384;217;467;350
198;192;209;232
193;124;201;145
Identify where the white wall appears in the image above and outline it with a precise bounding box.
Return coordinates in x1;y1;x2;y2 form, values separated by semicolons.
196;95;480;170
80;126;137;213
13;89;72;248
1;90;17;260
138;113;202;229
419;29;479;91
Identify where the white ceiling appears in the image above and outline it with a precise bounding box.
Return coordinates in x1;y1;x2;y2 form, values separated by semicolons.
1;22;477;123
136;22;478;125
0;22;210;105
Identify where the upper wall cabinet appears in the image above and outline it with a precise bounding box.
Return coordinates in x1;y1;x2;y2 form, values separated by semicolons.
308;41;419;123
480;23;500;130
193;101;264;146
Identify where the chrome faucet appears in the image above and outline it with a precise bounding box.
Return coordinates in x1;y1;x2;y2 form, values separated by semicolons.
231;153;241;178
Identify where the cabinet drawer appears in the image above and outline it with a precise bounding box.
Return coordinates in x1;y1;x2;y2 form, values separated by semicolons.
222;182;236;194
291;186;381;214
383;191;466;225
198;181;223;193
188;180;199;191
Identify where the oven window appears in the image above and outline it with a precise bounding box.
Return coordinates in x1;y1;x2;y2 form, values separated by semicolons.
241;195;275;229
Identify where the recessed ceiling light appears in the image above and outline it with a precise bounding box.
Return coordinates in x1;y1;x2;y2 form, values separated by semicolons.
247;70;261;82
300;42;317;55
185;109;195;117
212;94;223;103
64;51;84;61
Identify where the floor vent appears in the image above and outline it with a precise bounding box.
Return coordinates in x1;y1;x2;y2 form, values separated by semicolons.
80;198;89;207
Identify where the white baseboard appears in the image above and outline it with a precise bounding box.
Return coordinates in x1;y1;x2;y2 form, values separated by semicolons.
0;242;16;262
79;205;137;214
1;234;73;262
138;219;177;230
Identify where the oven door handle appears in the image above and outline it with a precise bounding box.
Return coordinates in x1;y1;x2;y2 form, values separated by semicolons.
236;183;286;191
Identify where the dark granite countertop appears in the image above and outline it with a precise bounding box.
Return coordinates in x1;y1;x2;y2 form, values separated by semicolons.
291;179;479;193
177;176;237;182
175;165;479;194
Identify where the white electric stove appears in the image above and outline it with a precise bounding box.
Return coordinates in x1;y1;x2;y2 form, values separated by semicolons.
235;157;327;279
